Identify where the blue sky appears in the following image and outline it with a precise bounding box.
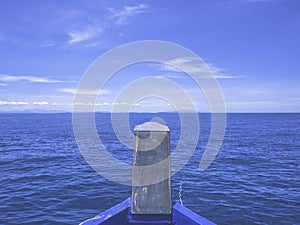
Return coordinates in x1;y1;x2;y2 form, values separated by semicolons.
0;0;299;112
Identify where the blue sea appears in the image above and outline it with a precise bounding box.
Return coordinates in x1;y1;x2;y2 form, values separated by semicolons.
0;113;299;225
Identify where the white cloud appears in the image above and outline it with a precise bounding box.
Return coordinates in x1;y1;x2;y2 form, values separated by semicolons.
33;101;49;105
58;88;108;95
109;4;148;25
0;82;7;86
0;100;29;105
0;75;62;83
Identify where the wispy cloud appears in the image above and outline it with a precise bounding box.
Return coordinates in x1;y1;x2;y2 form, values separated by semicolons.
155;74;187;79
0;82;7;86
0;75;63;83
58;88;108;95
66;4;148;45
68;26;103;44
109;4;148;25
159;57;245;79
65;9;104;45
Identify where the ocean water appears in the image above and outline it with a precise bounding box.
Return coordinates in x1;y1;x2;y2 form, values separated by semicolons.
0;113;299;225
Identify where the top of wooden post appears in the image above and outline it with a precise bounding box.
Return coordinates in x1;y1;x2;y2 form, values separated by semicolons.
134;122;170;132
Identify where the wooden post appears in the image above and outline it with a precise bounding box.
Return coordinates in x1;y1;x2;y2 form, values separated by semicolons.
132;122;171;215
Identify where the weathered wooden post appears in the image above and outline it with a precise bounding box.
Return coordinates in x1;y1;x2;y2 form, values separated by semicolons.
132;121;172;215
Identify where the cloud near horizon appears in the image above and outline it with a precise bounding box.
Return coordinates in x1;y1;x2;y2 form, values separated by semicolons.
33;101;49;105
0;101;29;105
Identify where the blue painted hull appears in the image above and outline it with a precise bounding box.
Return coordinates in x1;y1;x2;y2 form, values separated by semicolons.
80;198;216;225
